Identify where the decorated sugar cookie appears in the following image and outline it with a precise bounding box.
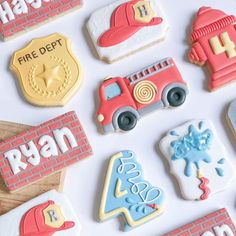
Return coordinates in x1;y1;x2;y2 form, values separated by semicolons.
0;111;92;192
0;0;83;40
99;150;165;231
164;208;236;236
96;57;188;134
189;7;236;91
159;120;235;201
0;190;81;236
227;99;236;139
10;33;82;106
87;0;169;63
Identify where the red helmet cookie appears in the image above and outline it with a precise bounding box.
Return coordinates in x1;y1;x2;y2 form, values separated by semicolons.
98;0;163;47
20;200;75;236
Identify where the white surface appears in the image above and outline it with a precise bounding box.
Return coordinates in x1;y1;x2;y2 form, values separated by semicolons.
0;1;236;235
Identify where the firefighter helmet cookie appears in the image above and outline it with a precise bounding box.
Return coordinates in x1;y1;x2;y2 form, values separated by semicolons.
0;190;81;236
189;7;236;91
159;120;235;201
87;0;169;63
10;33;83;106
99;150;165;231
96;57;188;134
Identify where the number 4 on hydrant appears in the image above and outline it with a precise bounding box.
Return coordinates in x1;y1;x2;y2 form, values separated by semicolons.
96;57;188;134
189;7;236;91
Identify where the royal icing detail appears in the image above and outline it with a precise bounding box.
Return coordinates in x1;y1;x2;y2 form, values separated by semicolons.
0;0;83;40
10;33;82;107
0;111;92;192
189;7;236;91
96;57;188;134
99;150;165;231
164;208;236;236
159;120;235;201
0;190;81;236
87;0;169;63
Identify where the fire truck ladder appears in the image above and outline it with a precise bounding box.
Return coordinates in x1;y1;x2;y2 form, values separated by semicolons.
125;57;174;85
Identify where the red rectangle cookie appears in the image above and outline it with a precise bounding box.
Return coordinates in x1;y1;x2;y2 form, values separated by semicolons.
0;111;92;192
0;0;83;40
164;208;236;236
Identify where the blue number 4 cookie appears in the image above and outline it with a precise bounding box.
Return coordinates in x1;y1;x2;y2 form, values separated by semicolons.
99;150;165;231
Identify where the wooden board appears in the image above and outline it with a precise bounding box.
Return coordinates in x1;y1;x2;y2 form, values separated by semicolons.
0;120;65;215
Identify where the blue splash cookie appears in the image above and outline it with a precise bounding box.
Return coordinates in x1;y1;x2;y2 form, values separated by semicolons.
99;150;165;231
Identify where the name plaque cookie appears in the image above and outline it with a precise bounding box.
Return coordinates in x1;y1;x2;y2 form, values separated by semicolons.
0;111;92;192
0;0;83;40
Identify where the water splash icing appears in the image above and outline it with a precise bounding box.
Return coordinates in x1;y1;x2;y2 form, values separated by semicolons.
171;122;213;177
215;168;225;176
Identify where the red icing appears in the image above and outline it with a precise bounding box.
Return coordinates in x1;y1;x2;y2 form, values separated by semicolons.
97;58;187;131
189;7;236;91
199;176;210;200
98;0;163;47
20;200;75;236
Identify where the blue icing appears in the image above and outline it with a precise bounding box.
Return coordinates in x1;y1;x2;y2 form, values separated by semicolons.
170;131;179;137
215;168;225;176
218;158;226;164
104;150;164;225
171;123;213;177
199;121;204;130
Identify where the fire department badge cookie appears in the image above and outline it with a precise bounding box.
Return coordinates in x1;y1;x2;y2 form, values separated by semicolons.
189;7;236;91
0;190;81;236
99;150;165;231
10;33;82;106
87;0;169;63
159;120;235;201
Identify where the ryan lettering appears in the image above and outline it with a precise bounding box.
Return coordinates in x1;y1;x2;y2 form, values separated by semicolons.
4;127;78;175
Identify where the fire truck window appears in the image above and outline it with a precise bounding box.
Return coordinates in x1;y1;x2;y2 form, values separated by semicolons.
105;83;122;100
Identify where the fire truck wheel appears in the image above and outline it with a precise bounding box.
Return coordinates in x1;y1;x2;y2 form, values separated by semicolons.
117;112;137;131
167;87;186;107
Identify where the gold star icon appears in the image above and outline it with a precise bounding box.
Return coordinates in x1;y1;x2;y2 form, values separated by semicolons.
37;64;61;88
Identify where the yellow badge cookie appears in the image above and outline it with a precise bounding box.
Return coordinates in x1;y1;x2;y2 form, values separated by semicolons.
10;33;82;106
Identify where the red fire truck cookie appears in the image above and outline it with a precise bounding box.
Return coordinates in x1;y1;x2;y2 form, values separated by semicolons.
164;208;236;236
96;57;188;133
189;7;236;91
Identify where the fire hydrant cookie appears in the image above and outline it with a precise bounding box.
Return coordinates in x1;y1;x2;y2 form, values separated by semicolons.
96;57;188;134
164;208;236;236
189;7;236;91
159;120;235;201
87;0;169;63
0;111;92;192
99;150;165;231
0;190;81;236
0;0;83;40
10;33;82;107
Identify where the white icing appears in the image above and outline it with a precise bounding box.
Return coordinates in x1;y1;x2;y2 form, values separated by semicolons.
0;0;51;24
159;120;236;200
87;0;169;62
12;0;28;15
0;1;15;24
202;232;214;236
53;127;78;153
39;135;58;158
0;190;81;236
20;141;40;166
4;149;27;175
213;224;234;236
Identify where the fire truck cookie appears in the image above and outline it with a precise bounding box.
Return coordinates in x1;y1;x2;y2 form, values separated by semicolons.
99;150;165;231
0;190;81;236
164;208;236;236
189;7;236;91
159;120;235;201
96;57;188;134
87;0;169;63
